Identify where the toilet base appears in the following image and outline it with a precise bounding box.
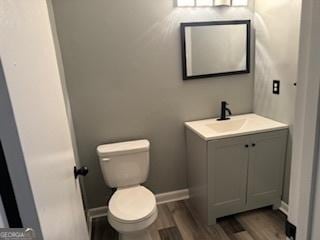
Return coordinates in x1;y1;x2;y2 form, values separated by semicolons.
119;230;152;240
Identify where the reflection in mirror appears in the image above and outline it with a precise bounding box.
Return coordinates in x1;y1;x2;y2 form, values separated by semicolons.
181;20;250;80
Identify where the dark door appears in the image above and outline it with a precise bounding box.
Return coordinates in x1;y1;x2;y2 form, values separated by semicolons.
0;140;22;227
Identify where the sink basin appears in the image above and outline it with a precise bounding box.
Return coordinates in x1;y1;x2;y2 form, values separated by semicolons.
206;119;247;133
185;114;288;140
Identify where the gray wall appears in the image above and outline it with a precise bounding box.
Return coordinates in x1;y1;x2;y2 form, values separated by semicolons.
254;0;301;203
51;0;254;209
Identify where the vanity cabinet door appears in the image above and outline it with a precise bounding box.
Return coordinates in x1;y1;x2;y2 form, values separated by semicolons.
208;136;249;218
247;130;288;209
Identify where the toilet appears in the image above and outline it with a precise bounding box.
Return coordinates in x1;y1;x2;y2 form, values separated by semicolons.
97;140;158;240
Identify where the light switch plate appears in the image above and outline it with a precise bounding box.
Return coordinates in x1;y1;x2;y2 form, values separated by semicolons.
273;80;280;95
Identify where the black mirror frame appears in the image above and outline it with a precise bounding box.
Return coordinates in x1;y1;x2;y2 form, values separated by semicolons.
180;20;251;80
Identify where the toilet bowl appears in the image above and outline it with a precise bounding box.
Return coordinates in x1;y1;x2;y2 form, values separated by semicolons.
97;140;157;240
108;186;158;240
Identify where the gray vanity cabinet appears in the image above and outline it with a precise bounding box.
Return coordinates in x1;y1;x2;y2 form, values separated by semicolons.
208;136;249;220
246;131;287;210
186;128;288;225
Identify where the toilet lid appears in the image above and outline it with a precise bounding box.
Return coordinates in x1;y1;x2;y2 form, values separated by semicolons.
109;186;157;224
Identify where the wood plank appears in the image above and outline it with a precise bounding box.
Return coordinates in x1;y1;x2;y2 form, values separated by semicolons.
207;224;232;240
154;204;176;230
148;221;161;240
159;227;183;240
167;201;213;240
264;210;287;229
218;216;246;240
149;204;176;240
236;208;286;240
91;216;118;240
236;210;270;240
234;232;255;240
185;200;231;240
218;216;245;234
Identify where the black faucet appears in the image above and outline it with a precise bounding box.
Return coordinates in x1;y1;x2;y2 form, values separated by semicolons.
217;101;232;121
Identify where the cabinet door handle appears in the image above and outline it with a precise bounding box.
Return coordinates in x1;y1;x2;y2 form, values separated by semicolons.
245;144;249;148
252;143;256;147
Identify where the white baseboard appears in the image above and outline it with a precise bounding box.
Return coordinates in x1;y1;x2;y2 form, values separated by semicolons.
87;206;108;220
156;189;190;205
279;201;289;216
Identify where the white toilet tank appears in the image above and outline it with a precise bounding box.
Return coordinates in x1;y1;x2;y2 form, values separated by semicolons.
97;140;150;188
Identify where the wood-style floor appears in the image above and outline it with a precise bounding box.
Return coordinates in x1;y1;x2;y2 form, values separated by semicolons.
91;200;287;240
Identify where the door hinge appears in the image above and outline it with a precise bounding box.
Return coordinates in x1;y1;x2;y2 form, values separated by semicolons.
285;220;296;240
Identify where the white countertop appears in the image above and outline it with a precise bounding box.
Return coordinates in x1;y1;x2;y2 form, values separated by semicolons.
185;114;289;141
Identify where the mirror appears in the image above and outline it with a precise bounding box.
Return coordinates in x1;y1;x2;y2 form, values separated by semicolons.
181;20;251;80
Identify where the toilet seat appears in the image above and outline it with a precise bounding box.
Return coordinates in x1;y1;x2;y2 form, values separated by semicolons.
108;208;158;234
108;185;157;224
